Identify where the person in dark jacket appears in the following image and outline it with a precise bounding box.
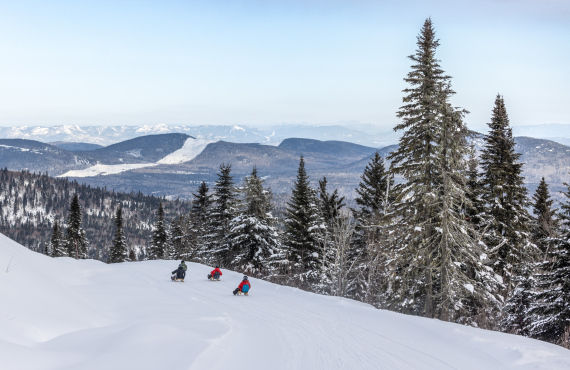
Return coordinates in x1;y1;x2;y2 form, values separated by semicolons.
171;261;186;281
208;266;223;280
233;276;251;295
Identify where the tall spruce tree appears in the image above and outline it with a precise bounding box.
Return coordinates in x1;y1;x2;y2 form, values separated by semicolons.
189;181;213;263
65;193;88;259
149;202;169;260
169;215;188;260
527;183;570;347
532;177;557;254
387;19;501;323
387;18;451;316
229;167;282;276
109;205;128;263
284;156;325;289
349;152;392;304
50;220;66;257
317;177;346;294
479;95;533;292
209;164;238;266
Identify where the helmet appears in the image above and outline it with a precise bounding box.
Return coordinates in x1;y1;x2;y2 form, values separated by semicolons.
181;260;185;263
215;265;220;269
243;276;248;280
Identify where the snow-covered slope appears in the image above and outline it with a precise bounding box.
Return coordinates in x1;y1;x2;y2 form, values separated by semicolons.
157;138;213;165
1;233;569;370
57;137;211;177
57;162;157;177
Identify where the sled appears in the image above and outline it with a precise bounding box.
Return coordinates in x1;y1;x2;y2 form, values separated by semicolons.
171;276;184;282
236;291;249;296
207;273;221;281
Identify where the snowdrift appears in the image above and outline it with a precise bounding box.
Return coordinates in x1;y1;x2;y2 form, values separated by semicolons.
1;233;569;370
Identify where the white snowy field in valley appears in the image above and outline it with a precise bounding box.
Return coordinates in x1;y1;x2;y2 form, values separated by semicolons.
1;233;569;370
57;138;212;178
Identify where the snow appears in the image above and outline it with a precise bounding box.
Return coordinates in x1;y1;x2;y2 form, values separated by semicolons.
464;283;475;293
57;163;156;177
57;138;211;177
1;233;570;370
157;138;213;165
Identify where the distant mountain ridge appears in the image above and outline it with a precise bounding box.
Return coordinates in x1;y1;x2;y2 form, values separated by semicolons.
1;132;570;202
51;142;103;152
0;124;398;147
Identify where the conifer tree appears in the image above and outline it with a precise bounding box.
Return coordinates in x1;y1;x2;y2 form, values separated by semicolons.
480;95;533;292
169;215;187;260
50;220;66;257
149;202;169;260
318;177;345;226
189;181;213;263
229;167;282;276
210;164;238;265
527;184;570;347
532;177;557;254
108;206;128;263
500;262;535;336
386;19;501;323
387;18;452;315
349;152;391;303
316;177;346;294
65;193;88;259
283;156;325;289
465;146;484;228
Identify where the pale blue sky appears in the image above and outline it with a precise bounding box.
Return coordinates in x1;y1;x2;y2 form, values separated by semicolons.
0;0;568;131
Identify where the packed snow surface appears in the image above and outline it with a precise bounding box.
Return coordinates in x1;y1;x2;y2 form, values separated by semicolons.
1;233;569;370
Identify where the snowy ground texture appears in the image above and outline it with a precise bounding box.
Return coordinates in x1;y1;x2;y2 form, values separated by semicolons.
1;233;569;370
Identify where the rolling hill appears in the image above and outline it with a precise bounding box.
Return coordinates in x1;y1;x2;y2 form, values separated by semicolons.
1;232;569;370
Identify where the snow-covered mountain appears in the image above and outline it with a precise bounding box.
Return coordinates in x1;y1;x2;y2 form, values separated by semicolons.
1;232;569;370
0;124;397;147
3;132;570;200
0;134;211;177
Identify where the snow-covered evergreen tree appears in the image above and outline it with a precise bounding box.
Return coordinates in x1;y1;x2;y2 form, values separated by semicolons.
465;146;485;228
316;176;346;294
527;183;570;347
386;19;501;323
283;156;325;290
479;95;533;293
209;164;238;266
65;193;88;259
532;177;557;255
349;152;392;304
189;181;213;263
50;220;66;257
169;215;188;260
500;262;535;336
228;167;282;277
149;202;169;260
109;206;128;263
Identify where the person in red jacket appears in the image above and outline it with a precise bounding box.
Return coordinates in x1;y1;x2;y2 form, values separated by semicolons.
233;276;251;295
208;266;223;280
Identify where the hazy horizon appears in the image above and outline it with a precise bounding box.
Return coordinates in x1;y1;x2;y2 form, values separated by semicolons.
0;0;568;131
